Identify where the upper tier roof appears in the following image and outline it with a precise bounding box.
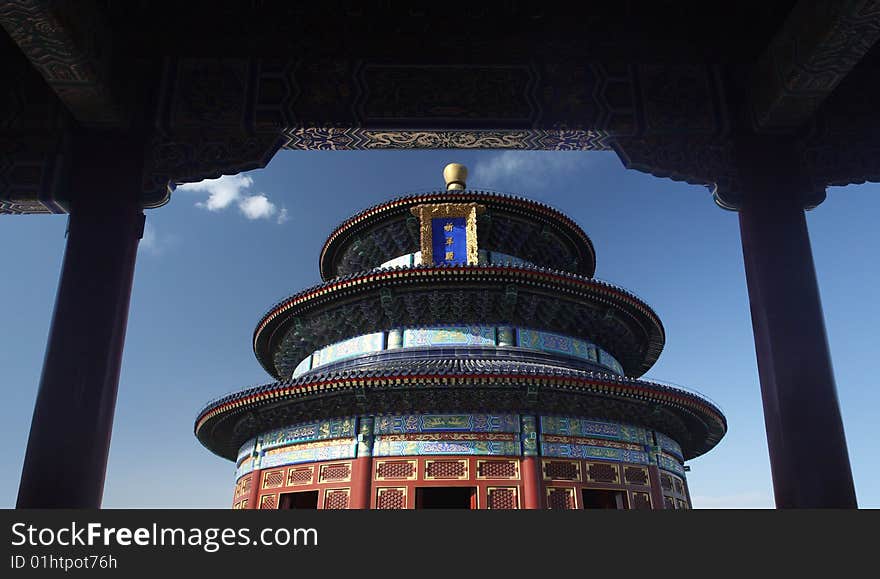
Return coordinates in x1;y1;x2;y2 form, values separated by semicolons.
320;191;597;280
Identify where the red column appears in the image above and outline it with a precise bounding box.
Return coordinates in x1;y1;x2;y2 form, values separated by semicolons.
349;457;373;509
647;465;666;510
17;134;145;508
521;456;543;509
246;469;261;510
520;414;542;509
349;416;374;509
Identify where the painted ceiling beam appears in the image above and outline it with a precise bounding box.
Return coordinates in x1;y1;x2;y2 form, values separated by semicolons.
0;0;126;128
749;0;880;132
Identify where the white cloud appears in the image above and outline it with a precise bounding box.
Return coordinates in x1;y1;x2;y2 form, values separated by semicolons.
470;151;586;189
176;173;285;223
276;207;289;225
690;491;774;509
138;222;175;256
179;174;252;211
238;194;277;220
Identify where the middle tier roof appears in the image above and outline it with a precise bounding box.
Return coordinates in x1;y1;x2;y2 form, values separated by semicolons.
254;265;665;381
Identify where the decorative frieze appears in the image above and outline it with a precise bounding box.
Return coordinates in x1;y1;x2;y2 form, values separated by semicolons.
374;414;519;434
541;442;649;464
657;453;686;476
402;326;496;348
258;418;357;451
540;417;647;444
260;439;357;469
373;438;519;457
517;328;599;364
655;430;684;461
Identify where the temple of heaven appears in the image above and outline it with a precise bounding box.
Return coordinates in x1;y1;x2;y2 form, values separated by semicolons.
195;163;726;510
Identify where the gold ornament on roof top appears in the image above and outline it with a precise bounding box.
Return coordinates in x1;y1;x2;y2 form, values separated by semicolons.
443;163;468;190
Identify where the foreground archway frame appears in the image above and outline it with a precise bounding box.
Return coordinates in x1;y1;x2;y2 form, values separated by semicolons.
2;1;876;508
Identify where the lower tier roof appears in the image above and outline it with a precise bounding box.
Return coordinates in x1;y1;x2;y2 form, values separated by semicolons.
195;357;725;462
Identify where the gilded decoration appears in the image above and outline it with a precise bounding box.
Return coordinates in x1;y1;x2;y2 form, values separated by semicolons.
476;460;520;480
374;459;418;481
487;487;520;510
424;459;469;480
287;466;314;486
376;487;407;510
280;128;613;151
411;203;484;266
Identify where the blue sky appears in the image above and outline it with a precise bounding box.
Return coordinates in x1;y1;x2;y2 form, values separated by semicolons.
1;150;877;508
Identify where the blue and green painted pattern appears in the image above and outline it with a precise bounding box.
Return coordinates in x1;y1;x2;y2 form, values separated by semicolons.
599;349;625;376
654;431;684;461
357;416;374;458
257;417;357;451
311;332;384;368
233;418;359;477
230;414;686;480
541;442;650;464
292;326;625;377
236;437;257;464
259;440;357;469
540;416;647;444
234;456;257;480
657;453;686;476
521;415;538;456
517;328;598;363
373;414;519;434
402;326;497;348
372;438;520;457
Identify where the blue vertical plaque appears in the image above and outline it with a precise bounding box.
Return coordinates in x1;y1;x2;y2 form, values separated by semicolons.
431;217;467;265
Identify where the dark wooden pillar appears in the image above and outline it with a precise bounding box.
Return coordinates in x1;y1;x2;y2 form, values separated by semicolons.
738;154;857;508
16;134;145;508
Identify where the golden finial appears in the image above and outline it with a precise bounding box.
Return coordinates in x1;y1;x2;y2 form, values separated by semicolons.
443;163;468;190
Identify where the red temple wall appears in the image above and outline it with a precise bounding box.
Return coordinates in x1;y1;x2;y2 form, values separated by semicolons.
236;455;691;510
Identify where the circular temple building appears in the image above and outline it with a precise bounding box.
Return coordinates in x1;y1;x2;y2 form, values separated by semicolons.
195;163;726;510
